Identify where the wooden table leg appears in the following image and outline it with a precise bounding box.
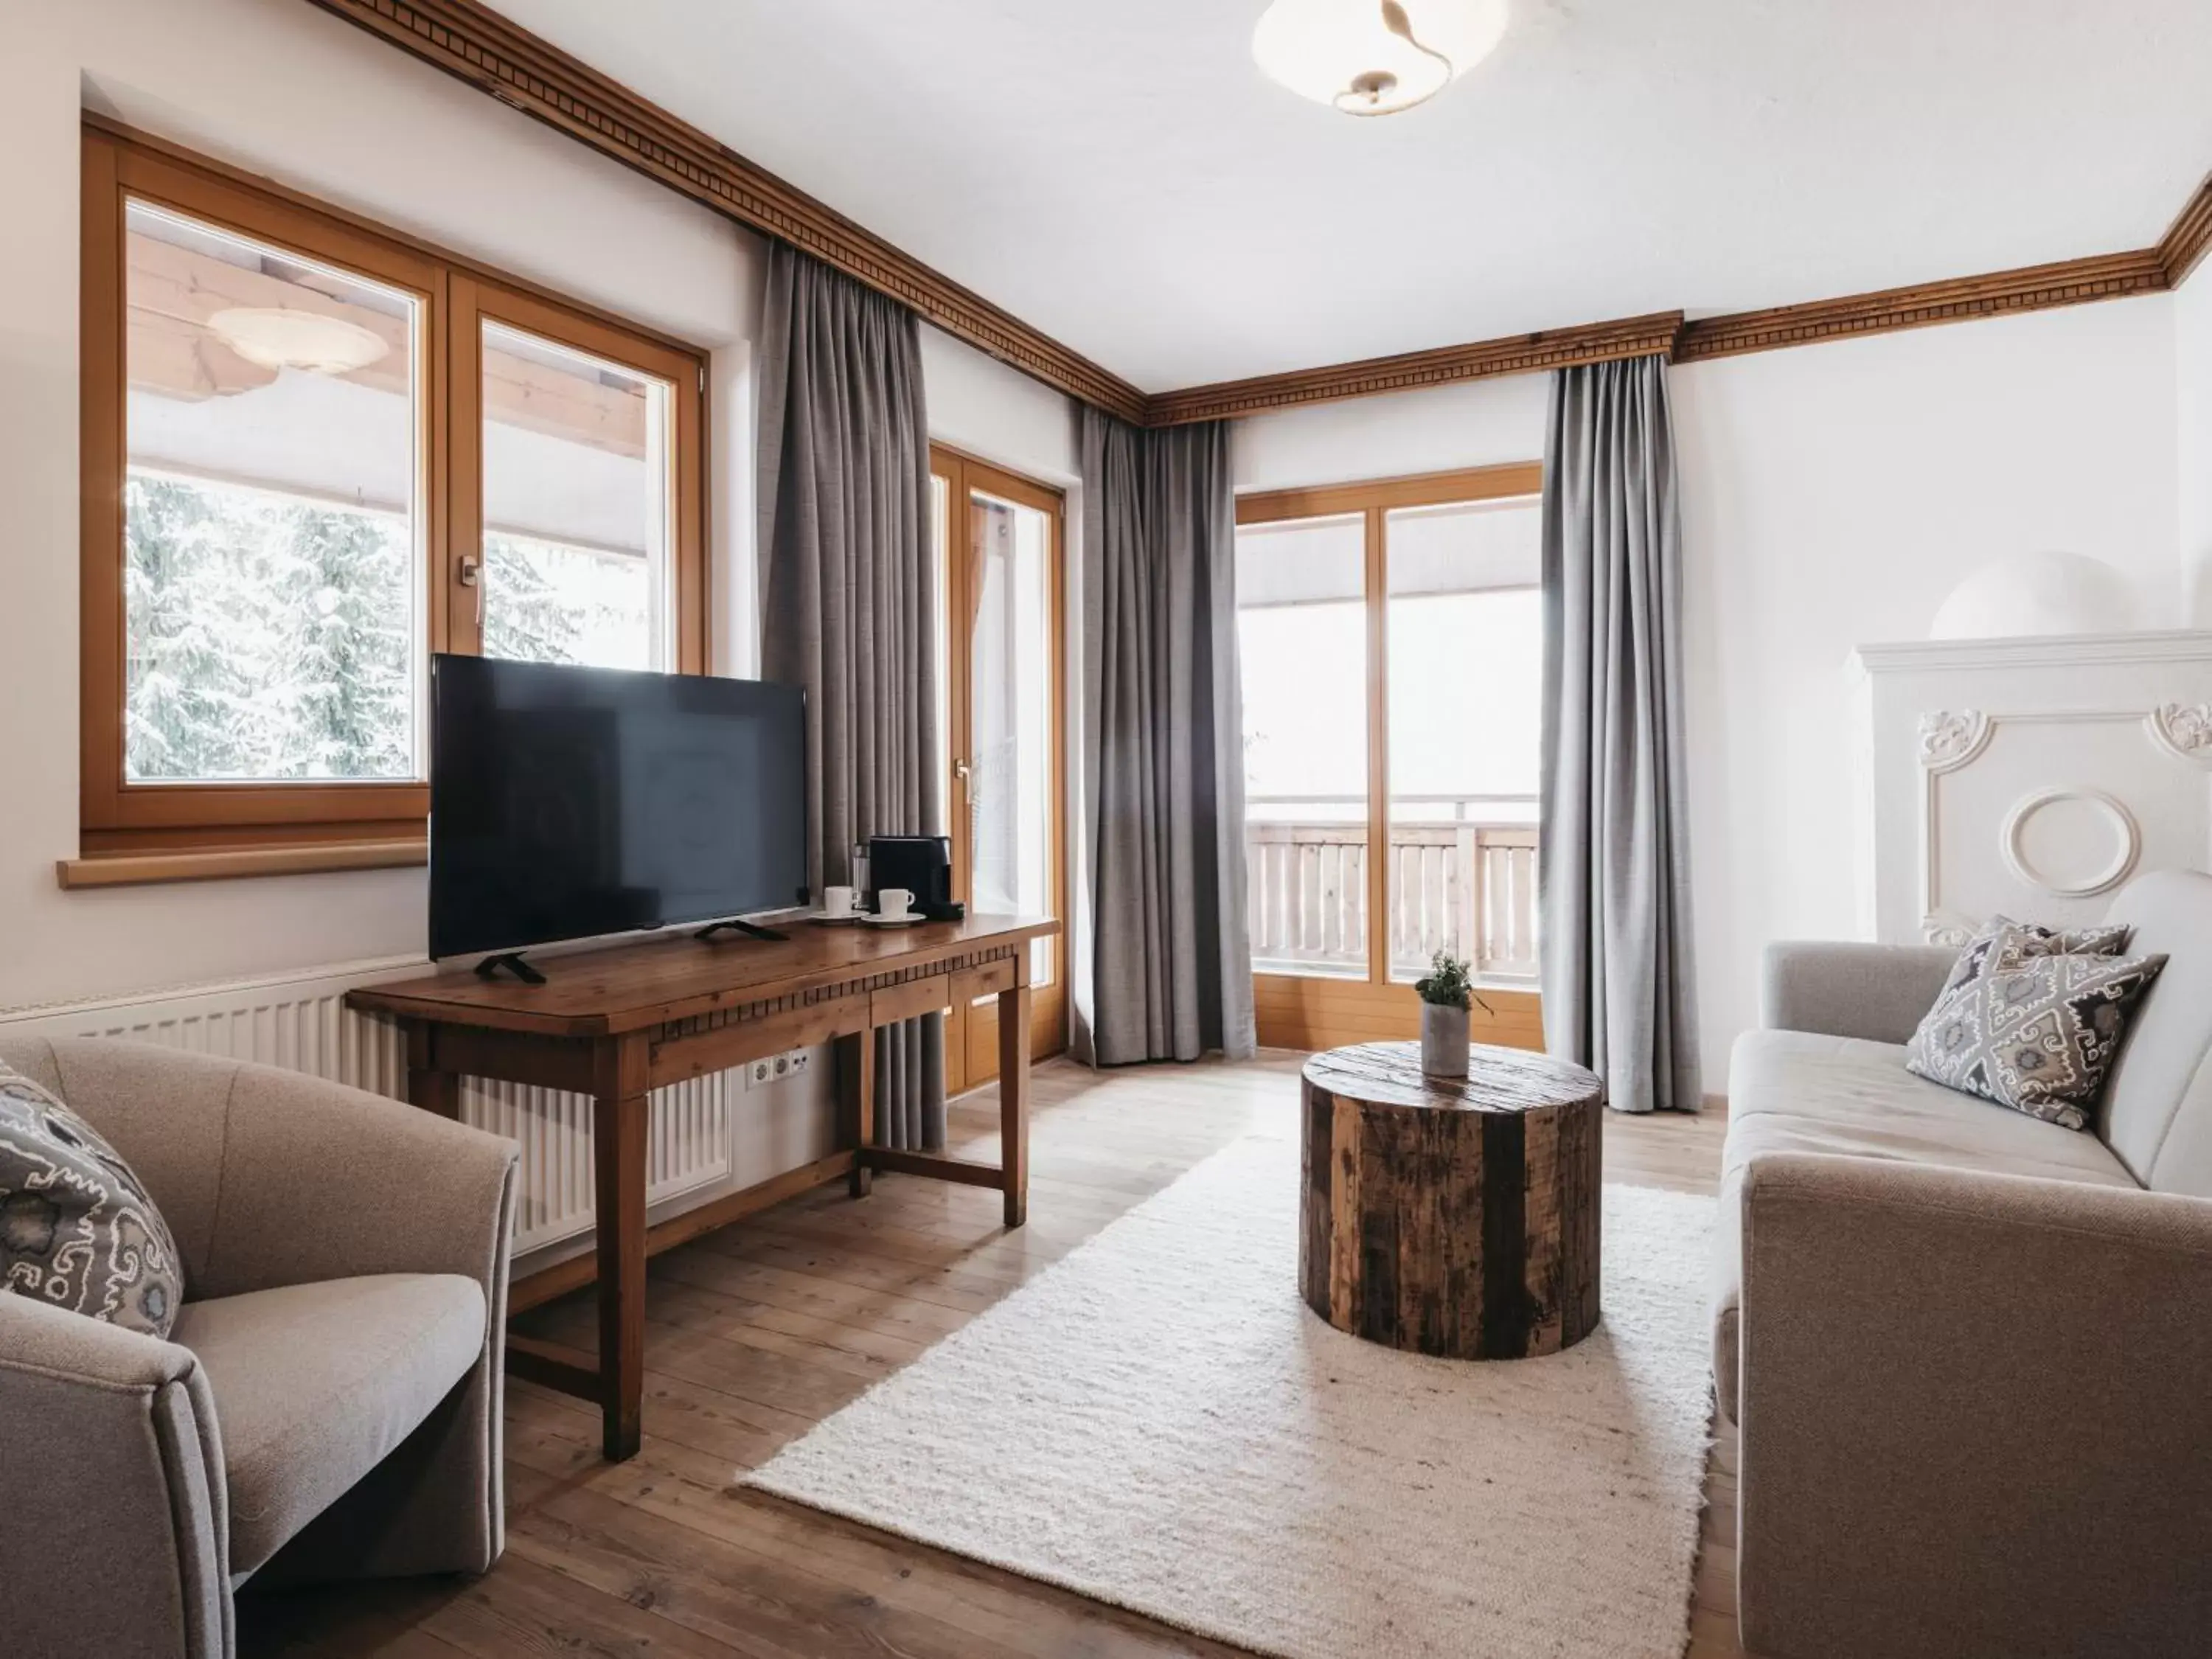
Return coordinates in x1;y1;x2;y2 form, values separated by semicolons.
838;1029;876;1198
403;1020;460;1119
592;1037;650;1461
997;982;1031;1228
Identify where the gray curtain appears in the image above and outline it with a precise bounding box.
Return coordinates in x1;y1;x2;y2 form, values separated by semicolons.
1078;407;1256;1065
1538;353;1701;1114
757;243;946;1148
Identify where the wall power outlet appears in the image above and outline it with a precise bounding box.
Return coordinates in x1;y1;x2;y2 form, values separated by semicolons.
745;1047;814;1088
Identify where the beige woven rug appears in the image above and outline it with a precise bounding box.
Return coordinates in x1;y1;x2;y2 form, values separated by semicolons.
746;1124;1716;1659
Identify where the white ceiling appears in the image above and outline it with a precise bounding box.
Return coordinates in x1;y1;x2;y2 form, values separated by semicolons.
487;1;2212;393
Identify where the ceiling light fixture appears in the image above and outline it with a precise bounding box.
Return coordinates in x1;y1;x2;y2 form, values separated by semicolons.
1252;0;1508;117
207;307;391;376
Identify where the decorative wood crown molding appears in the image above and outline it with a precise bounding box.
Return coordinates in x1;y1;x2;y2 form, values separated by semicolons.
1142;312;1685;427
1672;248;2170;363
2160;171;2212;288
302;0;1149;424
300;0;2210;428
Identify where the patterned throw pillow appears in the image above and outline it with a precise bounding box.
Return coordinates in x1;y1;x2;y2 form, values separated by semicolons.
0;1059;182;1338
1907;926;2168;1130
1935;914;2132;996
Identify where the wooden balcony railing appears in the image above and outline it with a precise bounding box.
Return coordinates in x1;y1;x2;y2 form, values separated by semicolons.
1245;797;1539;984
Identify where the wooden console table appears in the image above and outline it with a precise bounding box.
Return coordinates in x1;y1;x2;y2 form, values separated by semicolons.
347;914;1057;1460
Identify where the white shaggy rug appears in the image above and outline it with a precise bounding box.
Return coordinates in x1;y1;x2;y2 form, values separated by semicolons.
745;1125;1717;1659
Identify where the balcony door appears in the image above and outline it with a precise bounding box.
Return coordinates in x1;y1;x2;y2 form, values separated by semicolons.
931;448;1068;1091
1234;465;1545;1052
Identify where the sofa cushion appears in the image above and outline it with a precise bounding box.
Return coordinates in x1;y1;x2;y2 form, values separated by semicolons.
1903;929;2168;1130
172;1272;484;1576
2096;870;2212;1196
1932;914;2129;999
0;1057;184;1338
1713;1029;2139;1422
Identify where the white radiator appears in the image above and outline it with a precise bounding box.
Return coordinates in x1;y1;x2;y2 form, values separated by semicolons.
0;959;734;1256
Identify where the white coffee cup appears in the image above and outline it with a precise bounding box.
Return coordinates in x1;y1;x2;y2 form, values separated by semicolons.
822;885;855;919
876;887;914;922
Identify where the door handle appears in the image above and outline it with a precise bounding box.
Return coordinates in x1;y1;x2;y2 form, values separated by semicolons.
953;757;972;782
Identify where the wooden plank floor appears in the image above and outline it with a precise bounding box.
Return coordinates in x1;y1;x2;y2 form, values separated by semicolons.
239;1052;1747;1658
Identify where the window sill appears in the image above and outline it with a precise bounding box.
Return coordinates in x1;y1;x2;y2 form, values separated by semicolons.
57;838;427;891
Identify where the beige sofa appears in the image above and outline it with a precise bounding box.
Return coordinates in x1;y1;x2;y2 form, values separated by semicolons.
0;1038;519;1659
1715;869;2212;1658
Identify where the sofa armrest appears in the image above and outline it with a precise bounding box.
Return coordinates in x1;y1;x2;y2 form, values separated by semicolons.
1758;940;1958;1043
0;1293;231;1658
1736;1153;2212;1659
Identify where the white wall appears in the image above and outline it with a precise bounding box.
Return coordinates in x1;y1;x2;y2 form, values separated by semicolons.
2180;271;2212;626
1233;296;2184;1091
1673;299;2179;1082
1234;372;1550;493
921;325;1079;487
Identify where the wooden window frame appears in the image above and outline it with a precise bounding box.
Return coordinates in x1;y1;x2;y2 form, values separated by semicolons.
74;121;708;883
1234;462;1545;1052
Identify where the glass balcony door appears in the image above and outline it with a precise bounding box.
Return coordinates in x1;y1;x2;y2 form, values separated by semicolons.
1383;498;1543;986
931;448;1068;1091
1233;465;1545;1051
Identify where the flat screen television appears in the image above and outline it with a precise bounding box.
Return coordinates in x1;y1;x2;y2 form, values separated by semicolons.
428;654;808;962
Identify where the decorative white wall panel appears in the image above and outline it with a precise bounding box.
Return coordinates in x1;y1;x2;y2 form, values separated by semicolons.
1851;633;2212;946
0;959;734;1256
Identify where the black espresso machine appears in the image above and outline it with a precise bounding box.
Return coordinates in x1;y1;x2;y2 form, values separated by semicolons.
863;835;962;921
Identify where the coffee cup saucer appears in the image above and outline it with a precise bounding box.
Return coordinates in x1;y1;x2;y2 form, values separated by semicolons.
864;912;923;928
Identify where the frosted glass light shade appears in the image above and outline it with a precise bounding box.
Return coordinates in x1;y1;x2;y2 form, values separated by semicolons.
1929;552;2141;640
1253;0;1509;116
209;307;390;375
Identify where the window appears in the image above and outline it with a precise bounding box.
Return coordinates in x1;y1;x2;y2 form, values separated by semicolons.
1235;465;1543;1048
459;283;700;674
77;125;706;873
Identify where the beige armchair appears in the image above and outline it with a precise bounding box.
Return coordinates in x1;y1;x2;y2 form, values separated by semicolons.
0;1037;518;1659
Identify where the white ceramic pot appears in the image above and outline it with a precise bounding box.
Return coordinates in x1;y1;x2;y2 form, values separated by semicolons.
1420;1001;1470;1078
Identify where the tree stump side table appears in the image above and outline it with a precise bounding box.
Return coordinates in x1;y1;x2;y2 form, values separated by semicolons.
1300;1040;1604;1360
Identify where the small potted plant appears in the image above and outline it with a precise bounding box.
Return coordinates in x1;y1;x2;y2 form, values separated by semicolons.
1414;950;1491;1079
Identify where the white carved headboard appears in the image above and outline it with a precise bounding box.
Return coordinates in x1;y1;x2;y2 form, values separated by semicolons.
1850;633;2212;946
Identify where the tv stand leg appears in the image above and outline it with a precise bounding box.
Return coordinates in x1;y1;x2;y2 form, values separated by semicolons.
998;980;1031;1229
592;1037;649;1462
403;1021;461;1120
694;918;790;944
473;952;546;985
838;1029;875;1199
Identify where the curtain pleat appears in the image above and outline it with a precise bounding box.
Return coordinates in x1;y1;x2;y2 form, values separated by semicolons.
1538;353;1701;1113
757;243;947;1147
1077;408;1255;1065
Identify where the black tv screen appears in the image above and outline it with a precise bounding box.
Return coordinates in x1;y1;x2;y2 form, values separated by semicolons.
428;654;808;961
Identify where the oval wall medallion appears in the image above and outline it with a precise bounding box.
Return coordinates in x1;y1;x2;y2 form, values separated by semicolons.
1999;787;2140;899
